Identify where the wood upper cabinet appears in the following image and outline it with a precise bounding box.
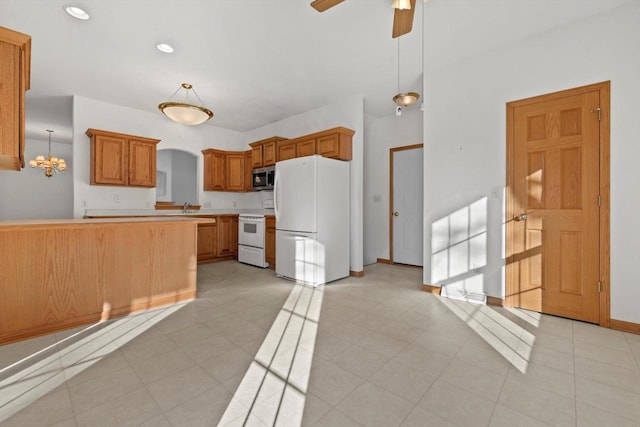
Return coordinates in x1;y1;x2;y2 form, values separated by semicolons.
203;149;252;192
296;138;317;157
278;141;297;162
245;150;253;192
275;127;354;162
250;137;286;168
217;215;238;257
86;129;160;187
0;27;31;171
202;149;226;191
226;152;246;191
129;139;157;187
316;130;353;160
265;215;276;268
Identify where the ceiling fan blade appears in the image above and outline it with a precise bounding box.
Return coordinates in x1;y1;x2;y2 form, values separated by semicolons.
310;0;345;12
392;0;416;38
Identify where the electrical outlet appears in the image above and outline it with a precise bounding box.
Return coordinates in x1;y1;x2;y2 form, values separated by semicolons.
81;200;87;207
114;194;120;203
204;202;211;208
232;201;237;208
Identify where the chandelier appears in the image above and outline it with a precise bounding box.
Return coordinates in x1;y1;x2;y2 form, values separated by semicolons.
29;130;67;177
158;83;214;126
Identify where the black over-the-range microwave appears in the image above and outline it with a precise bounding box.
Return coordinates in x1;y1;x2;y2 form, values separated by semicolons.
252;166;275;191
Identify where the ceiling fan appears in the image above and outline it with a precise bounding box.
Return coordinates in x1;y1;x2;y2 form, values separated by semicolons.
310;0;424;38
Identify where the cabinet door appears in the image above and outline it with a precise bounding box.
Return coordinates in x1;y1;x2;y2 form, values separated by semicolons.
263;142;276;166
278;142;296;161
0;28;30;171
226;153;245;192
265;217;276;267
251;146;263;168
245;150;253;192
217;216;238;257
197;223;217;262
297;138;316;157
317;134;340;158
92;134;128;185
203;152;213;191
211;152;226;191
128;139;156;187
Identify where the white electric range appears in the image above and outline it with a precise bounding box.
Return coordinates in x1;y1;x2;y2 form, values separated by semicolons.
238;213;269;268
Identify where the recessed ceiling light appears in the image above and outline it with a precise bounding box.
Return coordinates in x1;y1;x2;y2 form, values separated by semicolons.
64;5;90;20
156;43;174;54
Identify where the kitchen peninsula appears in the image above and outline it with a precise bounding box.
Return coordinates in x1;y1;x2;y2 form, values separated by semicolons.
0;216;211;344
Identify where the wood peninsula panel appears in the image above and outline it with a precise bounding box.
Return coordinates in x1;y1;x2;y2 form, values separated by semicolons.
0;26;30;170
0;218;200;344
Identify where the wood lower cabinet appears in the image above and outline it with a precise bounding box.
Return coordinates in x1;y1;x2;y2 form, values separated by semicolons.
265;215;276;269
86;128;160;187
197;222;217;262
217;215;238;257
197;215;238;263
0;26;30;171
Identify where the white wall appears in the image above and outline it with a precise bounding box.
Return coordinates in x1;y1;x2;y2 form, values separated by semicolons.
422;3;640;323
0;138;73;220
72;96;261;217
363;109;423;265
156;150;172;202
243;95;365;273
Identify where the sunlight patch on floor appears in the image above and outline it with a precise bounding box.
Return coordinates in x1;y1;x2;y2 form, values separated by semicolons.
438;297;535;374
217;283;323;427
0;303;186;423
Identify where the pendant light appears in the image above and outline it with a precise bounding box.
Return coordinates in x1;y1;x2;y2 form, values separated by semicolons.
158;83;214;126
393;37;420;116
29;130;67;177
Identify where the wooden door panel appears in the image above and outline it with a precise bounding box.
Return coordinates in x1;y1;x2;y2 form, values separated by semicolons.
129;140;155;187
94;136;128;185
510;89;600;323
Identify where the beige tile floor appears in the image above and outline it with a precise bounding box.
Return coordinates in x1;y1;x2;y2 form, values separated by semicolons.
1;262;640;426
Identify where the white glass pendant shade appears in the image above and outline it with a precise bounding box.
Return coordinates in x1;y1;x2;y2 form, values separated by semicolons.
158;83;214;126
159;102;213;126
393;92;420;107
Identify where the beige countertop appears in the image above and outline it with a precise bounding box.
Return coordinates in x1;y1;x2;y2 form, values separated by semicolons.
0;216;215;227
83;209;275;217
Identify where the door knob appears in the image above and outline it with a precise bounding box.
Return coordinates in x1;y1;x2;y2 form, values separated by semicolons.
393;211;399;217
514;213;527;221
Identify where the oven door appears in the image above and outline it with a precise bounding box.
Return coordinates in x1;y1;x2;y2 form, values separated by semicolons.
238;216;265;248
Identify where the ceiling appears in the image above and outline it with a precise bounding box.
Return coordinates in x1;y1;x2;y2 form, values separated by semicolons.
0;0;635;141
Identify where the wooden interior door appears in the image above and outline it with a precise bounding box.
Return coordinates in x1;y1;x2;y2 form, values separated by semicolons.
507;85;606;324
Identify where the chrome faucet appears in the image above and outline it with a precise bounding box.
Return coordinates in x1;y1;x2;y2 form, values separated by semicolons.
183;202;190;214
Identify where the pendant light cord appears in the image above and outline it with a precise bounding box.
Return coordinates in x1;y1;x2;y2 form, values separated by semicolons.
397;37;401;94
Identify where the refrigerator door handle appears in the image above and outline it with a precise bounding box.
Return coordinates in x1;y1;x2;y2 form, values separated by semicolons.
273;169;280;220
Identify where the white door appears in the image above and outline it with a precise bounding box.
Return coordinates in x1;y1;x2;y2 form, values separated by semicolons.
392;146;423;266
275;156;317;233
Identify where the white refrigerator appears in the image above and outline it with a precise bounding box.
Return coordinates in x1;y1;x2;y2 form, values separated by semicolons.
274;155;349;286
